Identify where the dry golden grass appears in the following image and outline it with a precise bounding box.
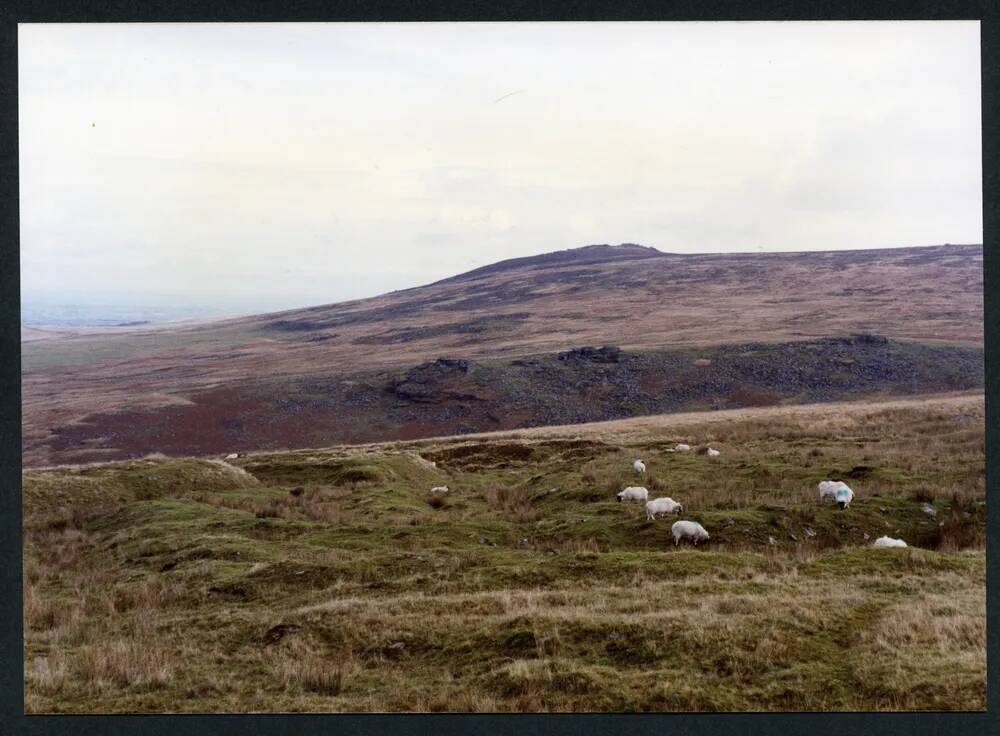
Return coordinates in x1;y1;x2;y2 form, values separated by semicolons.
483;486;542;523
271;637;359;698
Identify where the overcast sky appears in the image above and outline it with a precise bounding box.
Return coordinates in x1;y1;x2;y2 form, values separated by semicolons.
19;21;982;315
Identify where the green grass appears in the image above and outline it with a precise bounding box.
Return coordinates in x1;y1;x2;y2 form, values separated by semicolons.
22;397;986;712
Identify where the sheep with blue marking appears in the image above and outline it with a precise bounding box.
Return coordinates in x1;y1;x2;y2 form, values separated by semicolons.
834;484;855;510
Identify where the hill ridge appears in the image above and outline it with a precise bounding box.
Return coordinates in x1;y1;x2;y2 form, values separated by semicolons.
21;242;984;466
431;242;665;285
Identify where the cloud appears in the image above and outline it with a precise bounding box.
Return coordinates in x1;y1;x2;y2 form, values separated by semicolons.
19;21;982;313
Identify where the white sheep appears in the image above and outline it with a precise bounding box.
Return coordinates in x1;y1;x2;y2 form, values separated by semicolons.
834;484;855;510
873;536;907;548
672;520;710;546
818;480;851;503
646;497;684;520
675;443;691;452
225;453;239;460
617;486;649;503
430;485;449;494
633;459;646;474
706;447;720;457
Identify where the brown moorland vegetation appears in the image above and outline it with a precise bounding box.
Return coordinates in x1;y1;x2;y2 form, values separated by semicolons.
21;243;983;466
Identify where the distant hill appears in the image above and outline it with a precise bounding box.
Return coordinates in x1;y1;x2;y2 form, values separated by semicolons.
21;243;984;466
431;242;665;284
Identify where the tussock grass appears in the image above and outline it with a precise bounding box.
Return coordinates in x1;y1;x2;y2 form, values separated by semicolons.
75;640;175;690
483;486;541;522
276;645;357;697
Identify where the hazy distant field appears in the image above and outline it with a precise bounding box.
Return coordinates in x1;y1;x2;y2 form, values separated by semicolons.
23;394;985;713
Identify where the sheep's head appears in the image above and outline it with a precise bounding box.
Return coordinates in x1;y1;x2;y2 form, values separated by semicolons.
838;501;847;510
616;492;624;502
676;504;684;514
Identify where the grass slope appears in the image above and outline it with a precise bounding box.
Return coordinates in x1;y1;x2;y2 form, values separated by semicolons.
23;395;985;712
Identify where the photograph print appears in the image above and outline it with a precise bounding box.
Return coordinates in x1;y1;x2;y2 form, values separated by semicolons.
19;21;985;713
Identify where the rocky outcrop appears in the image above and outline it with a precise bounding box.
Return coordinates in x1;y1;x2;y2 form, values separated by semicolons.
557;346;623;364
388;358;481;403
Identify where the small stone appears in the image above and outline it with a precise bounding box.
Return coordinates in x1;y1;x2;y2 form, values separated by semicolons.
768;536;777;546
788;533;798;542
863;532;870;540
922;503;937;517
803;527;816;538
388;641;406;650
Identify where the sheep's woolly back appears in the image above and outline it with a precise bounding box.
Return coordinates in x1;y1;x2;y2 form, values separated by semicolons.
646;497;682;518
618;486;649;501
672;520;709;540
873;536;907;548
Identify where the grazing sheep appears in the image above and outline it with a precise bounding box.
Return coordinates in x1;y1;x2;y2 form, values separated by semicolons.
675;443;691;452
707;447;720;457
430;485;449;494
617;486;649;503
646;497;684;520
818;480;851;503
671;520;710;546
834;484;855;509
873;536;907;548
633;459;646;474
